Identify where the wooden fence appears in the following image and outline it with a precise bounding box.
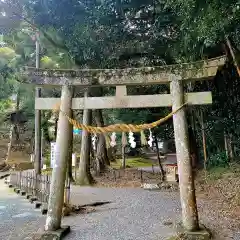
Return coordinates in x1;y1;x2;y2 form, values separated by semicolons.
98;168;164;185
9;171;71;205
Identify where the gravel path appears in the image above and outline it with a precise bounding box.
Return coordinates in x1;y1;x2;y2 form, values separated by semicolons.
67;187;240;240
0;180;45;240
66;187;181;240
1;179;239;240
0;181;181;240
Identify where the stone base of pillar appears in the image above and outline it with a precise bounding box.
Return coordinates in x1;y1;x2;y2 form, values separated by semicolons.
176;223;211;240
28;226;70;240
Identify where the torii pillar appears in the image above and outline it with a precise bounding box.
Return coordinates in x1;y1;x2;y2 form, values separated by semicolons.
45;84;72;232
171;76;199;231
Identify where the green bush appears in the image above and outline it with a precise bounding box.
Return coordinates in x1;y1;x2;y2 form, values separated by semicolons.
207;151;228;169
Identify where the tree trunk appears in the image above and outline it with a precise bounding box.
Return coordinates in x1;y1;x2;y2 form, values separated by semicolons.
14;91;20;141
188;127;198;169
30;129;35;153
121;146;126;169
154;135;165;181
94;109;110;174
108;147;116;162
78;92;94;185
224;131;229;160
67;110;74;182
200;110;207;171
14;125;20;142
54;117;58;140
187;109;199;169
228;134;234;161
95;133;108;175
42;112;51;143
6;125;14;162
6;91;21;162
226;36;240;77
34;87;42;175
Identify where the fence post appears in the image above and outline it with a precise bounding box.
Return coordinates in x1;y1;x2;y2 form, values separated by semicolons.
19;172;22;189
39;174;42;203
46;175;50;203
43;175;46;203
27;172;29;194
30;172;33;195
64;176;71;205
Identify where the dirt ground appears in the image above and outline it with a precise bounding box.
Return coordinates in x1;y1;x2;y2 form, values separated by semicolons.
93;168;162;188
195;168;240;239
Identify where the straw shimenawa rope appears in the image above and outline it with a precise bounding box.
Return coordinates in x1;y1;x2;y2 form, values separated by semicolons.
53;103;187;134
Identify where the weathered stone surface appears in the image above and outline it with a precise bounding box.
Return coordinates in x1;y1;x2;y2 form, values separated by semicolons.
176;223;211;240
44;85;73;231
141;183;160;190
26;226;70;240
141;182;179;191
171;77;199;230
21;56;226;86
35;92;212;110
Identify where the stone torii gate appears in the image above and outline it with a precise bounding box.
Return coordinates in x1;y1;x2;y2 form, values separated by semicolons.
22;56;225;236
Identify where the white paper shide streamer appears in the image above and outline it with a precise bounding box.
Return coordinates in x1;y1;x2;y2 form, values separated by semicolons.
128;131;136;148
110;132;117;147
148;129;153;147
92;134;97;150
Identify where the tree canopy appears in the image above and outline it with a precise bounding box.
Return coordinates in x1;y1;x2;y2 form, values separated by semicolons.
1;0;240;168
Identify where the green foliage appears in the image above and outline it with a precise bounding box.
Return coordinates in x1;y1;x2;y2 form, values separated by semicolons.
43;149;51;167
111;157;153;169
207;152;229;169
165;0;240;59
0;99;12;111
27;0;177;67
0;99;12;123
206;163;240;181
0;46;19;100
2;0;240;169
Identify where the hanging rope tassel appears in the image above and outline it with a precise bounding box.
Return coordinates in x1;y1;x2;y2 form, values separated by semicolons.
104;134;111;149
140;130;147;146
122;132;127;147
